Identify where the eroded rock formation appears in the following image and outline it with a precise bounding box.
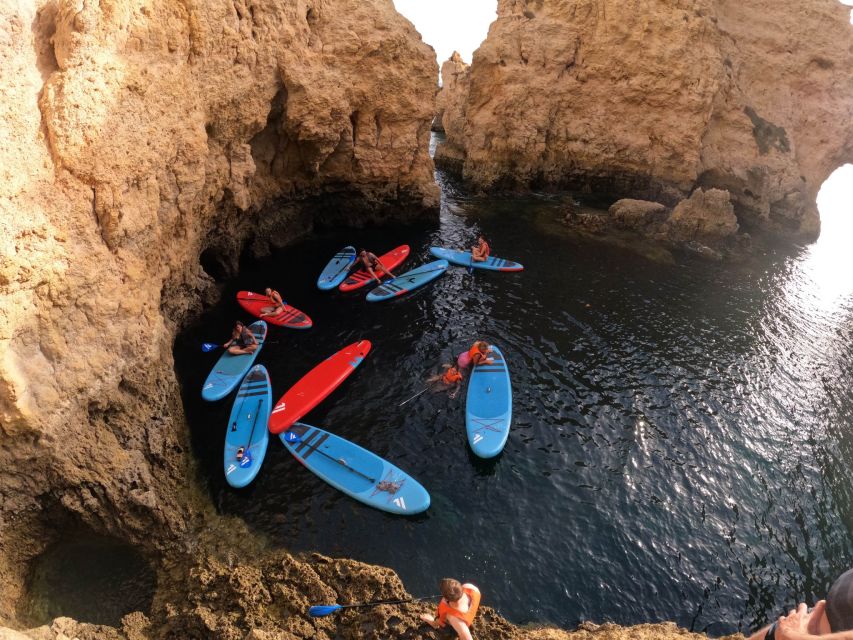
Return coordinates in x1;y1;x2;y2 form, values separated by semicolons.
435;0;853;238
0;0;440;635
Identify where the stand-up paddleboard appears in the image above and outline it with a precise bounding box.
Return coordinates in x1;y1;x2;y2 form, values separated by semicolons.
339;245;410;292
202;321;267;402
237;291;312;329
465;345;512;458
429;246;524;272
317;246;357;290
224;365;272;488
268;340;372;434
366;260;449;302
281;423;430;515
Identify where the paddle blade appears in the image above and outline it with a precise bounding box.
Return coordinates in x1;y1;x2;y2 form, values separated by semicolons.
308;604;342;617
202;343;219;352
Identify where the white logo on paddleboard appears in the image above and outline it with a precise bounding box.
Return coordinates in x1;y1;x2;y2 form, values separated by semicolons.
204;383;214;389
226;464;236;475
393;497;407;510
272;402;286;413
473;434;484;444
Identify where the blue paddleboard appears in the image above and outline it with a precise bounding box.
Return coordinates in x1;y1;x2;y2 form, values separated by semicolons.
317;246;357;290
465;345;512;458
224;365;272;488
365;259;448;302
281;423;430;515
201;321;267;401
429;246;523;272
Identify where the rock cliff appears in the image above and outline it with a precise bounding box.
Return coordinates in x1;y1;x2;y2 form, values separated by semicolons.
435;0;853;238
0;0;439;634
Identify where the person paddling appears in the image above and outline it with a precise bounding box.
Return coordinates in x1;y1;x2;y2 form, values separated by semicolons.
259;288;285;317
420;579;481;640
224;321;258;355
356;249;396;283
471;236;490;262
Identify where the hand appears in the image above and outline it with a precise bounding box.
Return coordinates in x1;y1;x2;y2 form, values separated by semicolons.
807;601;826;635
449;390;458;399
776;603;817;640
420;613;439;628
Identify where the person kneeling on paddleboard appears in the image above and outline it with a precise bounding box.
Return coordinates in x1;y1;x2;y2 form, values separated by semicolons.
259;288;285;317
420;579;481;640
471;236;490;262
224;321;258;355
356;249;396;283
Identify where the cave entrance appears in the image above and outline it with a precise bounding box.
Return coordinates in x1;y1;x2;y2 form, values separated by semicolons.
816;164;853;243
18;534;156;627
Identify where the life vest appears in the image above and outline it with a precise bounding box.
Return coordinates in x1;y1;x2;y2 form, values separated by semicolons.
468;344;488;365
442;368;462;384
437;585;481;627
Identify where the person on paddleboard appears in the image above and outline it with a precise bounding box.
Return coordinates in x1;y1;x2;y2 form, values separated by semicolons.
747;568;853;640
224;321;258;355
471;236;490;262
259;287;285;317
355;249;396;283
420;578;481;640
428;364;464;398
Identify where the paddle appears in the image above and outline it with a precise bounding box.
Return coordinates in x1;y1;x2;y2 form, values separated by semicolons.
398;387;429;407
308;594;441;617
202;340;276;352
283;431;376;483
242;398;263;453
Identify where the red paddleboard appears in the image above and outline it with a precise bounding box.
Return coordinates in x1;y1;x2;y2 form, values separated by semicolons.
268;340;372;434
338;246;410;292
237;291;313;329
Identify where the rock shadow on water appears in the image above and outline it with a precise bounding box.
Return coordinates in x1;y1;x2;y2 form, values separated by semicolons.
18;535;156;628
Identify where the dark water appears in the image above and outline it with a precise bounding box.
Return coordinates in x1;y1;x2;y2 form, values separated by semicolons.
175;169;853;635
20;536;156;626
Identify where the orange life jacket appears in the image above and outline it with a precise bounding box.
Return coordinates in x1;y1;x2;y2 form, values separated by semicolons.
469;344;488;365
442;368;462;384
437;585;481;627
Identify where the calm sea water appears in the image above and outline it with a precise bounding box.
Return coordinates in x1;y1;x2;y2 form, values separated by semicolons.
175;169;853;635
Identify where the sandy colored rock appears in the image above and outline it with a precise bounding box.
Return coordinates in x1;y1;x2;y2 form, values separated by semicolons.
436;0;853;238
608;199;669;232
661;188;739;243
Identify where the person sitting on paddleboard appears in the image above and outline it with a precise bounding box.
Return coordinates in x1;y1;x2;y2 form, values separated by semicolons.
420;578;481;640
428;364;464;398
356;249;396;283
469;341;494;367
224;321;258;355
259;287;285;317
471;236;490;262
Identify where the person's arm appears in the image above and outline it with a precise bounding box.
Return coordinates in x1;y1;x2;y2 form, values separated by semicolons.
446;616;474;640
419;613;440;629
376;259;395;278
772;601;853;640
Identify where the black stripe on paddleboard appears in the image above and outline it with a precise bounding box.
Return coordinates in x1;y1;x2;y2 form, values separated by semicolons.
239;384;268;393
374;288;391;297
245;372;266;383
301;433;329;460
237;390;269;398
294;428;319;454
473;367;507;374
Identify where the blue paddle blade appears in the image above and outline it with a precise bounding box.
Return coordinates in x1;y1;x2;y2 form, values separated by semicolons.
308;604;342;617
202;343;219;352
283;431;301;444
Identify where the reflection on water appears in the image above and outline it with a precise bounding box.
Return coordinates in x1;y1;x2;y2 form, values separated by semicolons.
175;165;853;635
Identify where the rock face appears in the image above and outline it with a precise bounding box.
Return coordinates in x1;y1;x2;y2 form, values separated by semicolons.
435;0;853;238
0;0;438;633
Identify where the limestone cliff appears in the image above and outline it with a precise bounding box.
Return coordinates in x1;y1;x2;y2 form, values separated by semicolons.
435;0;853;238
0;0;438;633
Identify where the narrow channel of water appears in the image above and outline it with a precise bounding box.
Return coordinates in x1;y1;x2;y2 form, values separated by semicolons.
175;169;853;635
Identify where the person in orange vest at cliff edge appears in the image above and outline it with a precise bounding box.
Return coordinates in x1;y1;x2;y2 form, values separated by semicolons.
420;578;481;640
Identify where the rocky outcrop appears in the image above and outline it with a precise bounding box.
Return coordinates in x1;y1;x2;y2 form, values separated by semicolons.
435;0;853;238
0;0;438;633
432;50;469;135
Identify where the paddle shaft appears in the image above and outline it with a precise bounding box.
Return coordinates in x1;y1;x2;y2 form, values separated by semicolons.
398;386;429;407
243;398;263;451
298;437;377;484
336;594;442;610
